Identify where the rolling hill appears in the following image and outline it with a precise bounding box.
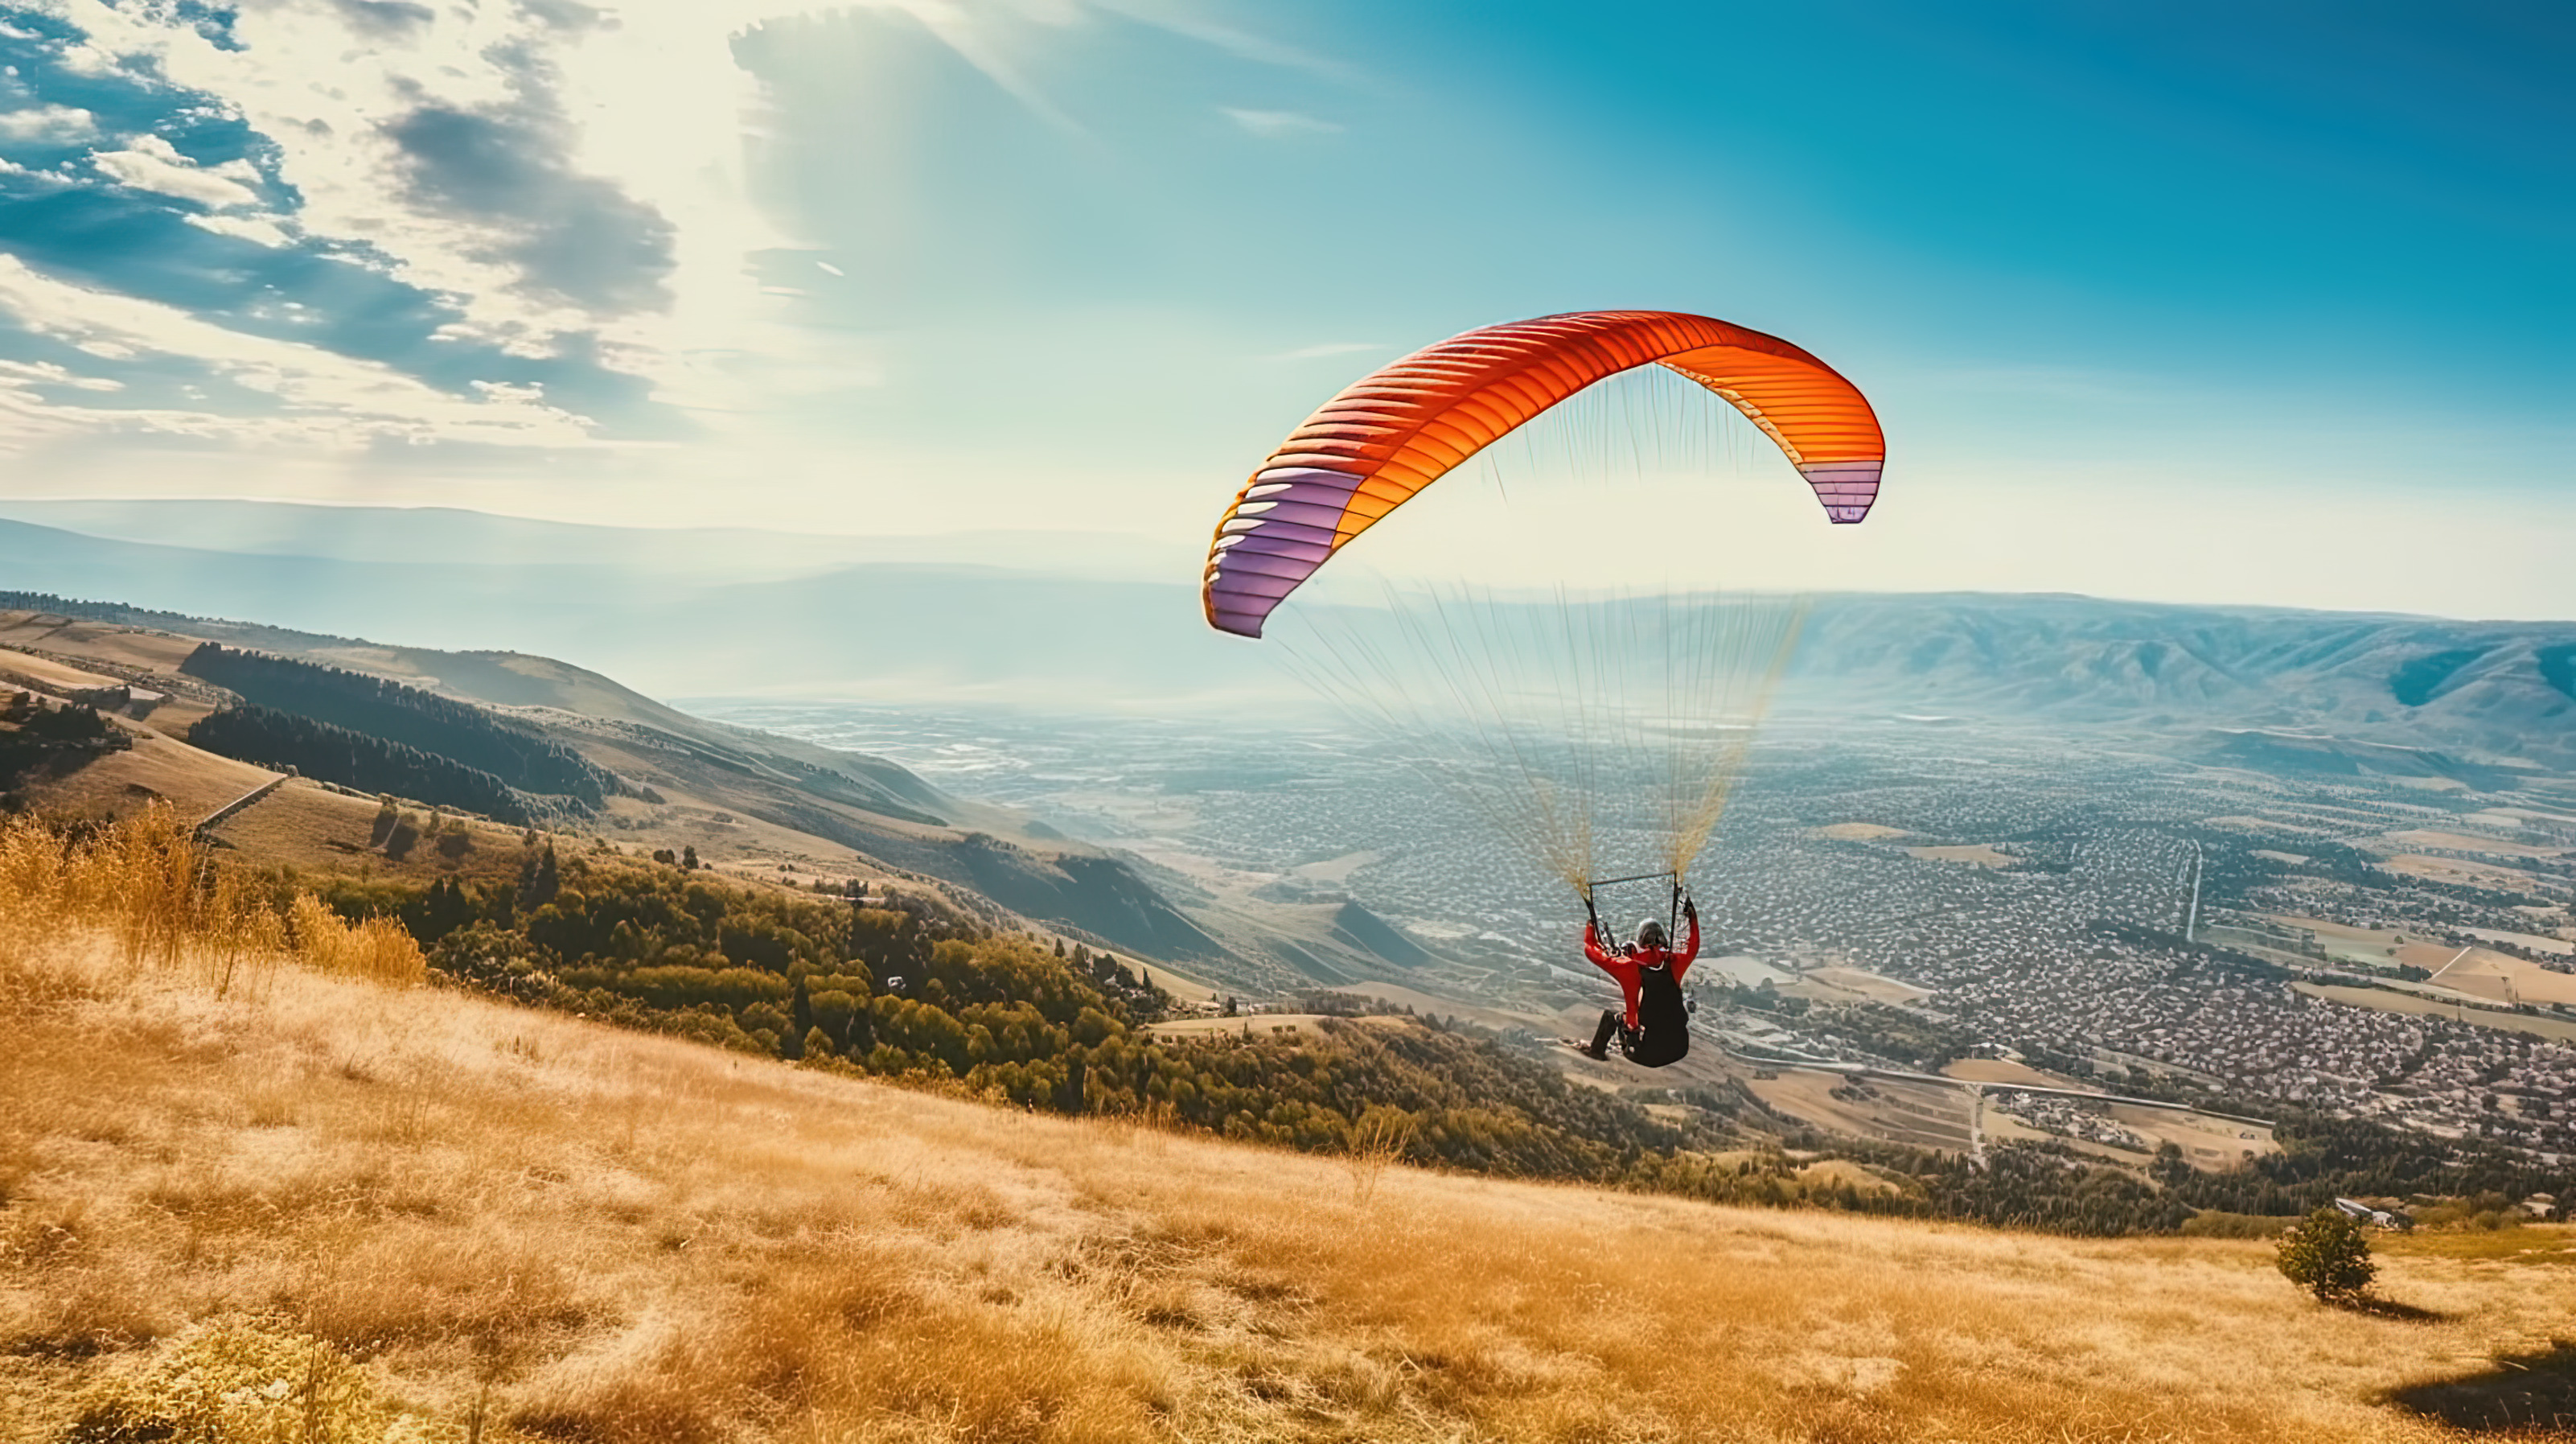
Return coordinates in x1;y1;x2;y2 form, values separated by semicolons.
0;599;1240;967
0;598;1437;989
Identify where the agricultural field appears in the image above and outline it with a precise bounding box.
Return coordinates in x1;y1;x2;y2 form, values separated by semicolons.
1904;842;2015;867
1748;1070;1976;1152
2206;814;2340;835
2264;915;2424;969
1937;1061;2279;1170
1694;953;1796;989
1800;964;1935;1006
2379;829;2567;859
2295;983;2576;1047
1813;821;1908;841
2466;927;2574;956
0;611;203;673
2418;948;2576;1008
2380;853;2559;896
1290;850;1382;883
2106;1105;2277;1168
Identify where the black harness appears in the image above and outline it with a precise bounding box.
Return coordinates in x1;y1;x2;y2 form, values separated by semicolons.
1625;961;1691;1067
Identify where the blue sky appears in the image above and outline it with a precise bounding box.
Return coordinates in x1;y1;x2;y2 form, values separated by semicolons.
0;0;2567;615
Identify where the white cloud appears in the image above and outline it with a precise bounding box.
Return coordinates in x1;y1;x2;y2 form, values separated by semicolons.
1222;106;1337;138
0;103;98;144
184;211;295;248
32;0;873;403
0;358;121;393
0;253;596;450
55;41;121;77
91;133;263;208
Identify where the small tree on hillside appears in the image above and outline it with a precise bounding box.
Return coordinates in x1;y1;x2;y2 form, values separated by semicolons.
2276;1207;2376;1303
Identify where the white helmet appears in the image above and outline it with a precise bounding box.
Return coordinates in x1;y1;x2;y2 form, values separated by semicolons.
1634;918;1667;950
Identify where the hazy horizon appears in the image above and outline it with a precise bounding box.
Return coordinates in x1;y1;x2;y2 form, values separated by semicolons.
4;488;2574;627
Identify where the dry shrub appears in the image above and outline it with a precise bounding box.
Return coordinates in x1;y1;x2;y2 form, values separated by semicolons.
64;1314;454;1442
0;808;425;994
1344;1109;1413;1208
203;865;287;1000
289;893;429;989
0;805;202;971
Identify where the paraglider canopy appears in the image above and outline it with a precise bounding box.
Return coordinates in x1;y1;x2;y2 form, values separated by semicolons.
1203;310;1884;638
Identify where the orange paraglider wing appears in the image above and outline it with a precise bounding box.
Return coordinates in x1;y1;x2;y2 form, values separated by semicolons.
1202;310;1882;637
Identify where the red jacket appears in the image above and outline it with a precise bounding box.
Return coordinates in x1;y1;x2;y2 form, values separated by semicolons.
1584;915;1699;1029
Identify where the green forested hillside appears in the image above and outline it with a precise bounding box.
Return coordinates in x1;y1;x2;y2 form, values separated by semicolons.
182;644;615;804
191;705;530;821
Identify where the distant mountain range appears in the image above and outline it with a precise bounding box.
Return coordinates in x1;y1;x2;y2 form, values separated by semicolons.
2;501;2570;770
1789;593;2576;770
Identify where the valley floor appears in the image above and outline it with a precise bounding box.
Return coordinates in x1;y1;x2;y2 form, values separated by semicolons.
6;924;2574;1442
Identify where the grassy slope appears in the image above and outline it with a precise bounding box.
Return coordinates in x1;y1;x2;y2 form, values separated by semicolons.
6;923;2573;1442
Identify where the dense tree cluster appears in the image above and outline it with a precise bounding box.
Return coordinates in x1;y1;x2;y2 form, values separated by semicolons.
180;645;613;805
1106;1018;1695;1170
1801;1001;1986;1071
2171;1109;2567;1216
0;693;132;780
194;706;530;822
1636;1136;2196;1236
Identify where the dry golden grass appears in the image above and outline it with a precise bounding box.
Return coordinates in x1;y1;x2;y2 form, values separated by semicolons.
28;730;274;824
0;648;124;692
6;817;2576;1442
0;611;203;673
199;781;533;885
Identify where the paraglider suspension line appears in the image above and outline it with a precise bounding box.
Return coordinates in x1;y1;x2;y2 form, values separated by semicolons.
1585;870;1676;890
1580;870;1686;949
